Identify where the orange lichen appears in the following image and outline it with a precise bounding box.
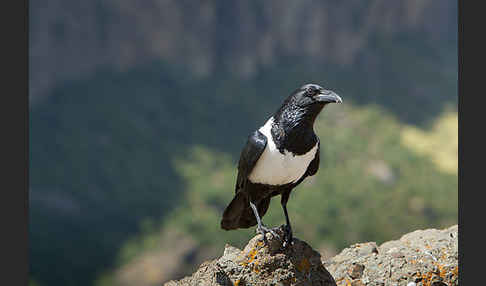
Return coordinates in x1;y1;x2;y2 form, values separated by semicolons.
253;259;261;273
437;263;447;278
335;277;357;286
413;262;458;286
414;270;434;286
240;247;258;267
336;277;352;286
451;266;458;276
296;258;311;274
239;242;265;273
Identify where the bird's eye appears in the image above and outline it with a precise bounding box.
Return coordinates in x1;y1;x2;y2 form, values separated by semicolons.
306;88;316;96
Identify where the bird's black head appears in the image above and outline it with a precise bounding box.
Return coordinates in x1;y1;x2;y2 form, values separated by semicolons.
275;83;342;126
291;83;342;107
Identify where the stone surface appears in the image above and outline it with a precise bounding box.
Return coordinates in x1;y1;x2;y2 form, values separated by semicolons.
324;225;458;286
164;226;336;286
165;225;458;286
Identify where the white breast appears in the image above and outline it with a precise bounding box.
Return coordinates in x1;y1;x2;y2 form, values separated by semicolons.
248;117;318;186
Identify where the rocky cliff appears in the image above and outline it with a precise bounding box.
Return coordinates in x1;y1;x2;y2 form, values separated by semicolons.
29;0;456;104
165;225;458;286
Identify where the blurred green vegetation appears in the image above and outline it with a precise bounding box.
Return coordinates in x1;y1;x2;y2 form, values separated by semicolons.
30;31;457;285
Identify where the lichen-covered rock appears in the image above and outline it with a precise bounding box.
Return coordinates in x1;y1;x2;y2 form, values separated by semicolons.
164;226;337;286
323;225;458;286
164;225;458;286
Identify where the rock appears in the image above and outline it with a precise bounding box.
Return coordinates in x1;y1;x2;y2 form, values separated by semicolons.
164;226;337;286
323;225;458;286
165;225;458;286
348;263;365;279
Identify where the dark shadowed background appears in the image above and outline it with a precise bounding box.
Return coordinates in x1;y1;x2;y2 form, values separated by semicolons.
29;1;457;285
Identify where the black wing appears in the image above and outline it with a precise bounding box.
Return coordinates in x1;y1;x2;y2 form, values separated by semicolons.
305;139;320;177
221;130;267;230
235;130;267;193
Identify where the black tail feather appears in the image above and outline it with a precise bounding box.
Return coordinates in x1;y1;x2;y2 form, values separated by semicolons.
221;192;271;230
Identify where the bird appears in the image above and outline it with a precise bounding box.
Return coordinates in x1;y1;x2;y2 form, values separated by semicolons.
220;83;342;246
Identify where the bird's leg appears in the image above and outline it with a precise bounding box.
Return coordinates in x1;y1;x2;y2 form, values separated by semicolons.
281;191;293;247
281;203;293;246
249;201;279;240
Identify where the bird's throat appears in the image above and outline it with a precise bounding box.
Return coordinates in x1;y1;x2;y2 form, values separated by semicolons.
271;117;317;156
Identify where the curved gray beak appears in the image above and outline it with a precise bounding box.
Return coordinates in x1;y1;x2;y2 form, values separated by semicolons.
316;90;342;104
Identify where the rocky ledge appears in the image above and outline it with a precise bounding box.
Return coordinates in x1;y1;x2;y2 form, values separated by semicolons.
324;225;458;286
164;225;458;286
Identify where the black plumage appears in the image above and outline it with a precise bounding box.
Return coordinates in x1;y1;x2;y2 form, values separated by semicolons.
220;83;342;246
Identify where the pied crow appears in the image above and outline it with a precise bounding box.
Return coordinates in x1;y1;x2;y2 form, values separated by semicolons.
220;83;342;246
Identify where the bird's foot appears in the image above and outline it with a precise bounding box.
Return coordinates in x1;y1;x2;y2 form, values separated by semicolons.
256;224;280;242
282;224;294;249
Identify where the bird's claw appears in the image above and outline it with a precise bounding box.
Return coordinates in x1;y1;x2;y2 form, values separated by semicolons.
256;225;280;241
282;224;294;248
